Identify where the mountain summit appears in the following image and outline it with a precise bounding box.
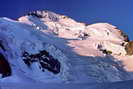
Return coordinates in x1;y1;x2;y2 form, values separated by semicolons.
0;11;133;85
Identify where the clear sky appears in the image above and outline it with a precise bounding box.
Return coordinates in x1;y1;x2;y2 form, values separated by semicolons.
0;0;133;40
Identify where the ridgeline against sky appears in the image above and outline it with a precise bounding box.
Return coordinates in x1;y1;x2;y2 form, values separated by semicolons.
0;0;132;40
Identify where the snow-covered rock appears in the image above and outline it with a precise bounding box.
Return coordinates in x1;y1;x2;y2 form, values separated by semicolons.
0;10;132;84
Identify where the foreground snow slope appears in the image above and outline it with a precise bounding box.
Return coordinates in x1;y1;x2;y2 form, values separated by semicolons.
1;80;133;89
0;11;133;86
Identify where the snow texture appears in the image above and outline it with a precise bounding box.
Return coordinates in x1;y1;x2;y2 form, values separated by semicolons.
0;10;133;89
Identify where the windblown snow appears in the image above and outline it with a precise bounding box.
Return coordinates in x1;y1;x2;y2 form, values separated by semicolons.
0;10;133;89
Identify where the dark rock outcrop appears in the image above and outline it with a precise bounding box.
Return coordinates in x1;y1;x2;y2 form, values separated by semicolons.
27;10;59;21
0;54;11;78
120;30;129;42
22;50;61;74
125;41;133;55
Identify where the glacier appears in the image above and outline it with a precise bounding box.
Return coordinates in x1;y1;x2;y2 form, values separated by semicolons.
0;10;133;89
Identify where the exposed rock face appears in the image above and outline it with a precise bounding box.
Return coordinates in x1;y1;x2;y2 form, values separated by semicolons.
0;54;11;78
119;30;129;42
0;10;132;83
125;41;133;55
27;10;59;21
22;50;61;74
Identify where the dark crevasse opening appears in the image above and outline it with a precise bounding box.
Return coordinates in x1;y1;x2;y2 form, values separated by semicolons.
0;53;11;78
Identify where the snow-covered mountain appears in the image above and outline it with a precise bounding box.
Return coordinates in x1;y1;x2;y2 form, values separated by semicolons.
0;10;133;87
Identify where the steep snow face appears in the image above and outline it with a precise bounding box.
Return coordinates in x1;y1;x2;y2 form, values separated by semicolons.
19;11;86;39
19;11;127;56
85;23;126;41
0;18;71;83
19;11;127;42
0;11;132;83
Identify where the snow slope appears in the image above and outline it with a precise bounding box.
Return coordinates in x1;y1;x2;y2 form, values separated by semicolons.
1;80;133;89
0;10;133;88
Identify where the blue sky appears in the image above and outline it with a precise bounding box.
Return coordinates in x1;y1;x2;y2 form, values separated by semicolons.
0;0;133;40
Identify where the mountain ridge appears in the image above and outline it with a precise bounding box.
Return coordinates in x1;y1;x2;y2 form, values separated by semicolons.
0;10;133;85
